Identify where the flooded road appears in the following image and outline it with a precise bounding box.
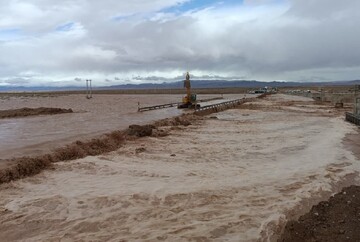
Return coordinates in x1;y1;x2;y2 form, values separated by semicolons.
0;94;245;160
0;94;359;241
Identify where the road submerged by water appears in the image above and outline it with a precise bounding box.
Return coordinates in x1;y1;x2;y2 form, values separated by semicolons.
0;94;359;241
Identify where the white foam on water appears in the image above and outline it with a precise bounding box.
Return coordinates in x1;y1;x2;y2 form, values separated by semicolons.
0;95;359;241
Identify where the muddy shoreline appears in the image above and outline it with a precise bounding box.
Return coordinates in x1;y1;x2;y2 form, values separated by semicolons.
279;128;360;242
0;107;73;119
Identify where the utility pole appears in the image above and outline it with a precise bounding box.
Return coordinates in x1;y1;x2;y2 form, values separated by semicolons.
89;79;92;99
355;85;360;115
86;79;89;98
86;79;93;99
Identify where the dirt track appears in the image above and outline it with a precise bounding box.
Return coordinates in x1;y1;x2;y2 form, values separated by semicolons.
0;94;359;241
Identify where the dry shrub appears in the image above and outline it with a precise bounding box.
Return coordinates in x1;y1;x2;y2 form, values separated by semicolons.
0;155;52;184
107;130;125;145
175;117;191;126
153;118;176;126
151;128;170;137
53;145;87;161
53;131;126;161
127;125;155;137
154;114;195;127
86;138;117;155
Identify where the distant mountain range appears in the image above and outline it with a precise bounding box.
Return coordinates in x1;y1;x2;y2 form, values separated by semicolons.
102;80;360;89
1;79;359;92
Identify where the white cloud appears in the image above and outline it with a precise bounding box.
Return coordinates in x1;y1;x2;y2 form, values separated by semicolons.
0;0;360;86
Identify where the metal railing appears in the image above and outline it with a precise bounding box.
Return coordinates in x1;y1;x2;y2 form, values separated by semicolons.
345;112;360;126
138;102;179;112
194;98;254;115
137;97;223;112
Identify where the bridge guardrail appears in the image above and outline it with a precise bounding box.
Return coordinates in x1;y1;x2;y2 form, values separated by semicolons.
345;112;360;126
194;98;255;115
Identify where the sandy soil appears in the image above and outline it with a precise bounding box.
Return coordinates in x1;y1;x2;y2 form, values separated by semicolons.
0;94;359;241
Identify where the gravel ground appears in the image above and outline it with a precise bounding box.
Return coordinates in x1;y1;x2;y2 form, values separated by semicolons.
280;185;360;242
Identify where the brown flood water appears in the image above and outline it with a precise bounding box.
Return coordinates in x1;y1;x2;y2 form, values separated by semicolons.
0;94;244;161
0;94;359;241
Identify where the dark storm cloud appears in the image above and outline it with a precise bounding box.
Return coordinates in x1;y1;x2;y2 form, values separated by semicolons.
0;0;359;85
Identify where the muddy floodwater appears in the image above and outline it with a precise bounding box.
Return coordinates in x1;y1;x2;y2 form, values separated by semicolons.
0;94;359;241
0;94;244;160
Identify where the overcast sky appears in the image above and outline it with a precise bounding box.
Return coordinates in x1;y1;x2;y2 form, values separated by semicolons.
0;0;359;86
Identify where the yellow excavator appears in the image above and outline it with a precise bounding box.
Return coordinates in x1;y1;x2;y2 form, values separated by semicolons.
178;72;199;109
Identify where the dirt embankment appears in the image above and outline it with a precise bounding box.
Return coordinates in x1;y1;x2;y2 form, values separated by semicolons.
0;107;73;119
279;185;360;242
0;114;199;184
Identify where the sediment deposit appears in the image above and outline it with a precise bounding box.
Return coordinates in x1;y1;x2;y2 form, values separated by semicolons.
0;107;73;119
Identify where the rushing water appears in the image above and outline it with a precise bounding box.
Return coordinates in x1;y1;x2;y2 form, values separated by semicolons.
0;95;359;241
0;94;243;160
